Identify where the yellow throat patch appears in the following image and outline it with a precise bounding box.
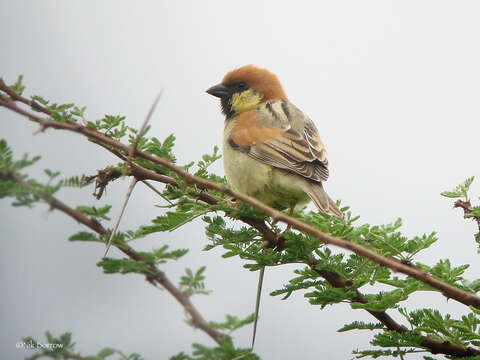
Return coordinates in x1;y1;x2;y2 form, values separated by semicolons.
230;90;262;115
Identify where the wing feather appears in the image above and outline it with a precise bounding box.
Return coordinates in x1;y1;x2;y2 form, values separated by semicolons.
230;100;329;182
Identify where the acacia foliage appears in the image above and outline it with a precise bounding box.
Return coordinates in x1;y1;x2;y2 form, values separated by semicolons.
1;76;480;359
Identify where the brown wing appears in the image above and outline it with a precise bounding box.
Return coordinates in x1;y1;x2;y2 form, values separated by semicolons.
230;100;329;182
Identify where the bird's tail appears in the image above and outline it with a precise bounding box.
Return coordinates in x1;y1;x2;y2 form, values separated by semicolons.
304;181;344;220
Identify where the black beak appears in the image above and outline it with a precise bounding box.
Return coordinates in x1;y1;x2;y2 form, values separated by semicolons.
206;83;230;98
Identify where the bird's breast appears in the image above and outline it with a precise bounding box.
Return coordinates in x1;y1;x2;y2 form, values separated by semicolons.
222;118;310;209
223;119;273;196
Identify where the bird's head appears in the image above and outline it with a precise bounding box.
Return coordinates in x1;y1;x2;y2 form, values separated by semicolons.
206;65;287;118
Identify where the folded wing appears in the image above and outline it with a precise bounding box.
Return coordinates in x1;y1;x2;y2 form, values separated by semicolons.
230;100;329;182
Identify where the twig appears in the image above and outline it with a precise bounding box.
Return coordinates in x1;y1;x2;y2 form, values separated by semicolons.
454;199;480;237
0;78;52;115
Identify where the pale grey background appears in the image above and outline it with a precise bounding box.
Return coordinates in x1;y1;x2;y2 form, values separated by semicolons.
1;1;480;359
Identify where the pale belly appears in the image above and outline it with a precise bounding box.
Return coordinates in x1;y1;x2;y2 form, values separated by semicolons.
222;136;310;210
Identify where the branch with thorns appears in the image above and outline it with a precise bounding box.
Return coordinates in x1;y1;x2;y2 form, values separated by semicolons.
0;171;223;344
454;199;480;238
2;79;480;357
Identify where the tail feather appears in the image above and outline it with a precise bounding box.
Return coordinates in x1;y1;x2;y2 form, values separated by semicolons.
305;182;344;220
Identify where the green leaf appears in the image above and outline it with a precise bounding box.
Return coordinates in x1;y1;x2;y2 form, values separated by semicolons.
31;95;50;106
464;176;475;190
352;348;424;359
440;190;462;198
371;330;424;347
60;175;93;188
75;205;112;221
142;199;212;234
306;286;357;308
208;314;255;333
143;134;176;163
441;176;475;200
338;321;385;332
9;75;25;95
194;146;222;178
151;245;188;264
97;348;115;358
97;258;152;275
179;266;211;296
69;231;102;242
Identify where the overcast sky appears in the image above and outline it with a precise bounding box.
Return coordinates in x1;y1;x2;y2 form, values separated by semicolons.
2;1;480;359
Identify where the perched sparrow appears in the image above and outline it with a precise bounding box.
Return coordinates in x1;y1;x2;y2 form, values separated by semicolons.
207;65;343;219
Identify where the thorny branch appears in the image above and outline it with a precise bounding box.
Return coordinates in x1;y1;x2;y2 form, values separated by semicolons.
454;199;480;239
2;81;480;357
0;171;223;345
2;93;478;309
104;90;162;256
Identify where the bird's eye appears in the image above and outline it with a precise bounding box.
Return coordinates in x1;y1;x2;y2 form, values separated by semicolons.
238;82;247;90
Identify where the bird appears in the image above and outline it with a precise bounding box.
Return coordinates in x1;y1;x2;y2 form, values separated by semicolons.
206;65;343;351
206;64;343;219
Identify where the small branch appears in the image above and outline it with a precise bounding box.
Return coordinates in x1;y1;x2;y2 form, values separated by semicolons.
454;199;480;236
1;172;223;345
86;166;123;200
0;78;52;116
312;261;480;357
